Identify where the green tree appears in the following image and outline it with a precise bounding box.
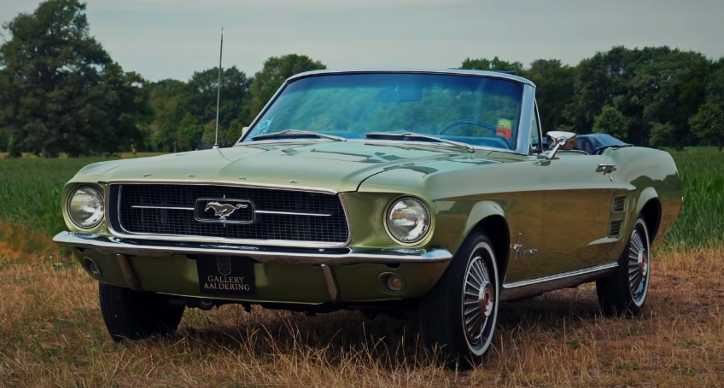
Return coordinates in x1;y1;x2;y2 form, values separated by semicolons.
461;57;524;73
0;131;7;154
563;45;713;148
706;59;724;101
247;54;326;120
147;79;187;152
201;119;217;145
6;136;21;158
593;105;627;139
648;122;678;149
0;0;150;157
634;48;710;149
182;66;252;135
78;63;152;156
176;113;202;151
226;118;246;144
690;102;724;151
523;59;576;134
565;46;632;136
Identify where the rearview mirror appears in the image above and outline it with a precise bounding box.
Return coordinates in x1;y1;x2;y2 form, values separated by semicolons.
241;126;250;137
546;131;576;160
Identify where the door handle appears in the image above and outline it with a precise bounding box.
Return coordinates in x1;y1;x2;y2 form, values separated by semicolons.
596;163;617;174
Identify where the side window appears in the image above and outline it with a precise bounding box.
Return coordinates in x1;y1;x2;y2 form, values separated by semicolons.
529;103;542;154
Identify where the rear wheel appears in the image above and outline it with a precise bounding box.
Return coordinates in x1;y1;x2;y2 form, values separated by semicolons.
596;217;651;316
418;231;500;369
99;283;185;341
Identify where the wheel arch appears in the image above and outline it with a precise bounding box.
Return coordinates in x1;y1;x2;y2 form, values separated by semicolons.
635;187;662;243
460;202;510;282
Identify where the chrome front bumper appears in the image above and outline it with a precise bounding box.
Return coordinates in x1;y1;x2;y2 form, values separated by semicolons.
52;231;453;266
53;231;453;304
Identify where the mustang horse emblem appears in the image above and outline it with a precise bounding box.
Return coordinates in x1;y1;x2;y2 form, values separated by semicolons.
204;201;248;220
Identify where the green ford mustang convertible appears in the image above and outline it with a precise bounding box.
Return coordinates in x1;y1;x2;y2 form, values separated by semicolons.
53;68;683;368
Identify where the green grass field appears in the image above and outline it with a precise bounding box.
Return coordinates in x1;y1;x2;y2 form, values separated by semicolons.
664;148;724;247
0;153;159;242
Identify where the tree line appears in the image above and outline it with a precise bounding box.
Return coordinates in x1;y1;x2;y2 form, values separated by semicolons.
1;0;723;158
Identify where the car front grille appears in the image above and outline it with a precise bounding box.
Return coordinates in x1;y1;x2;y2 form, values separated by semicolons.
109;184;349;244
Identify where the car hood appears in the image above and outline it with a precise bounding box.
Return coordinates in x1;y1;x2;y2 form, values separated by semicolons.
76;141;502;192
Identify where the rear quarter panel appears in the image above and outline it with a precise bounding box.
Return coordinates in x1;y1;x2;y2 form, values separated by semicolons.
608;146;683;249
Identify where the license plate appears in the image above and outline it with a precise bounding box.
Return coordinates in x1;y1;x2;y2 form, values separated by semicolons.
196;255;256;296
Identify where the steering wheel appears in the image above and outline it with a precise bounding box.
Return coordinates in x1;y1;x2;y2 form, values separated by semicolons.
439;119;498;136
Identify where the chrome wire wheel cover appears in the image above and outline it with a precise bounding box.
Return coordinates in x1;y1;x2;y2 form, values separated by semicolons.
628;222;650;306
461;244;497;355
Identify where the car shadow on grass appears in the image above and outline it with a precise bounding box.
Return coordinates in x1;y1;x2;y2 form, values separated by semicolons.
137;287;611;370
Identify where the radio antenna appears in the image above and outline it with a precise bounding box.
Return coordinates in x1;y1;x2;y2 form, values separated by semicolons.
213;28;224;149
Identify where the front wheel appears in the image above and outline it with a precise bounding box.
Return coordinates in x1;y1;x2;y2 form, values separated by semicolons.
99;283;185;342
596;217;652;316
418;231;500;369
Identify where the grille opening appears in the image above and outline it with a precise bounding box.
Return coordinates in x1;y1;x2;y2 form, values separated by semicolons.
112;184;350;244
611;196;627;213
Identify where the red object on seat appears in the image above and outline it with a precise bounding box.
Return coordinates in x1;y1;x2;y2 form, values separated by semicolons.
496;127;512;139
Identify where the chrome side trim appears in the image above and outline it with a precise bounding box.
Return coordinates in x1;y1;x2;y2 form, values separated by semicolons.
503;262;618;289
500;262;618;302
117;254;142;290
320;264;339;302
54;232;453;266
131;205;195;211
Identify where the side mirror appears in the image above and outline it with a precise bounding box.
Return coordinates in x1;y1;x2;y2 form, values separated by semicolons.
241;126;250;137
546;131;577;160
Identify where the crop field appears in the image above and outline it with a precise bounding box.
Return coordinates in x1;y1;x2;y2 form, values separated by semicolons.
1;149;723;386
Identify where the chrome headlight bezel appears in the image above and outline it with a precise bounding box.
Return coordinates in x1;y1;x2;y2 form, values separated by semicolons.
385;196;431;244
66;186;105;229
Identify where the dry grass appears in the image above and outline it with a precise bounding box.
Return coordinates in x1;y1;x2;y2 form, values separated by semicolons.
0;224;57;265
1;240;722;387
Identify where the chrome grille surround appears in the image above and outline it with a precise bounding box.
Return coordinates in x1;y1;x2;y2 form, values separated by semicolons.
106;182;351;248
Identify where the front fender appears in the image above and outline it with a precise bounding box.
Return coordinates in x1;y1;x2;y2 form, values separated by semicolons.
458;200;506;250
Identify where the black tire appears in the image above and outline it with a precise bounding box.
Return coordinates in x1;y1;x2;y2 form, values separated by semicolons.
418;231;500;369
99;283;185;342
596;217;652;317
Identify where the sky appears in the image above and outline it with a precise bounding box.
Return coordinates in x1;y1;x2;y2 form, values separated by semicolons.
1;0;723;82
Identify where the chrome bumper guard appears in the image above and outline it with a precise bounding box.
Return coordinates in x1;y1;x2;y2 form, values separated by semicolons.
53;231;453;266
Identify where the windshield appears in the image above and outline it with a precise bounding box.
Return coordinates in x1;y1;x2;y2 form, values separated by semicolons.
239;72;524;151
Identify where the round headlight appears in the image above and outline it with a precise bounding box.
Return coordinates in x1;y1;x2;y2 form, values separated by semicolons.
386;197;430;244
68;186;104;229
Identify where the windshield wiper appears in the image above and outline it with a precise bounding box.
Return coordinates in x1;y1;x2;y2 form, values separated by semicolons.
251;129;346;142
365;131;475;153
